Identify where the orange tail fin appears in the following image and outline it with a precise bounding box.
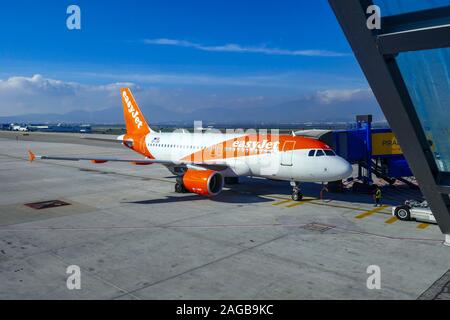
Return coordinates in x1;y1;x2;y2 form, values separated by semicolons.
121;88;151;136
28;150;36;163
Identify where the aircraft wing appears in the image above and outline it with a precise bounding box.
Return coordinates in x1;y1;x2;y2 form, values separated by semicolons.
77;135;135;146
81;137;124;144
27;150;229;169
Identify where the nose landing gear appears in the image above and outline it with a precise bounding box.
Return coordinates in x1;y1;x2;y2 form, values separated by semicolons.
290;181;303;201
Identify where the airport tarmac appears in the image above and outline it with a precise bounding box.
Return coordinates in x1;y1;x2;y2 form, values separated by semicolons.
0;131;449;300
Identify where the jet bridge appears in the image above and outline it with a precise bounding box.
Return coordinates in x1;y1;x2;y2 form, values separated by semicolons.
295;115;414;186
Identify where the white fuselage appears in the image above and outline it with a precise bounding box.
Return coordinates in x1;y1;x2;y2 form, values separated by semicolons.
135;131;352;183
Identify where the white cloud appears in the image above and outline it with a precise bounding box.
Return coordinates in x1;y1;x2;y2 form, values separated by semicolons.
0;74;378;122
315;88;373;104
80;71;302;88
0;74;136;116
0;74;135;95
0;74;279;116
143;38;350;57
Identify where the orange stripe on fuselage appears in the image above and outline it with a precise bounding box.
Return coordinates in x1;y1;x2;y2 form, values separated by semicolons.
181;134;329;162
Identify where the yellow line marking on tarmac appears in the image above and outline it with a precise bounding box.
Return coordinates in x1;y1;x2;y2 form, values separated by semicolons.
267;196;391;213
355;205;389;219
286;201;307;208
266;195;290;201
272;199;293;206
384;216;398;224
417;223;430;229
308;201;369;212
300;199;391;214
266;196;394;215
284;197;317;208
269;196;318;208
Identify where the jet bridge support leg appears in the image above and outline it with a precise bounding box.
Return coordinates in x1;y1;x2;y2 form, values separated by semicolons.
444;234;450;247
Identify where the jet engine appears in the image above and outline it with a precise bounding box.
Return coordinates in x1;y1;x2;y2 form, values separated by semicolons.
181;169;224;196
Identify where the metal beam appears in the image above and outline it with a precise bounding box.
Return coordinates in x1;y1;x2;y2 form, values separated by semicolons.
329;0;450;235
378;24;450;55
438;172;450;188
437;185;450;194
382;5;450;33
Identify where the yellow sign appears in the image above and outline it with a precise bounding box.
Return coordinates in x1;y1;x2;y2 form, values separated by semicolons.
372;132;403;156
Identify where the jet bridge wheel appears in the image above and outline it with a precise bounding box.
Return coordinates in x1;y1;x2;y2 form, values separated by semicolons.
394;205;411;221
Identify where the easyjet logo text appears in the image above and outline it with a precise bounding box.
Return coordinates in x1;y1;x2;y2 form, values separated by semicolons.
123;91;143;129
232;139;280;151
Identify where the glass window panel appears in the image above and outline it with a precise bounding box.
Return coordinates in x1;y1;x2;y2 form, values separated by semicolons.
373;0;450;16
396;47;450;173
316;150;325;157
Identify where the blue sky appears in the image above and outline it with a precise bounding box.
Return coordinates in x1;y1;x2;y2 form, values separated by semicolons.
0;0;381;121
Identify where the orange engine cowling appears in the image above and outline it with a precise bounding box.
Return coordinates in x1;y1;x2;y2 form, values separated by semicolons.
91;160;108;164
182;169;224;196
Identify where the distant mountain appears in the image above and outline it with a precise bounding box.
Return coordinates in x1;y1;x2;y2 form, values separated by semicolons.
0;108;119;124
0;93;384;125
0;103;168;124
172;93;383;123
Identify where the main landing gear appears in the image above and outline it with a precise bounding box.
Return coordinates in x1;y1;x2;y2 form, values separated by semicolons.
290;181;303;201
175;178;187;193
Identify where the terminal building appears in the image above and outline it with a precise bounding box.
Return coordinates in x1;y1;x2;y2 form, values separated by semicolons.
1;123;92;133
329;0;450;243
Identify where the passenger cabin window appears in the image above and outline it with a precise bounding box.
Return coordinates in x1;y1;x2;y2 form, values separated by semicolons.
316;150;325;157
308;150;315;157
324;150;336;156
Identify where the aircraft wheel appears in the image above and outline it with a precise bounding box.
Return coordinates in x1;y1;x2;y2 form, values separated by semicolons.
175;182;184;193
292;192;303;201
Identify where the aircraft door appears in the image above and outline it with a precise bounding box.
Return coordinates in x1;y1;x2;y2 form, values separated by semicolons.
280;141;295;166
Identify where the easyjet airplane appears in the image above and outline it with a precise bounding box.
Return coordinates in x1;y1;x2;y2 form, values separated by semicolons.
29;88;352;201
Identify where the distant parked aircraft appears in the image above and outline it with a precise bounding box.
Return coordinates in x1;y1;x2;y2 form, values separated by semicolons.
11;124;28;132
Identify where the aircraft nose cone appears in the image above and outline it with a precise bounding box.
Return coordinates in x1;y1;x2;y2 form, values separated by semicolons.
339;159;353;179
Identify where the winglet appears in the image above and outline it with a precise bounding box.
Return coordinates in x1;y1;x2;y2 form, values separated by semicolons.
28;150;36;163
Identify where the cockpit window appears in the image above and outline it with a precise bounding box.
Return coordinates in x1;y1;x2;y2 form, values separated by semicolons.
316;150;325;157
324;150;336;156
308;150;315;157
